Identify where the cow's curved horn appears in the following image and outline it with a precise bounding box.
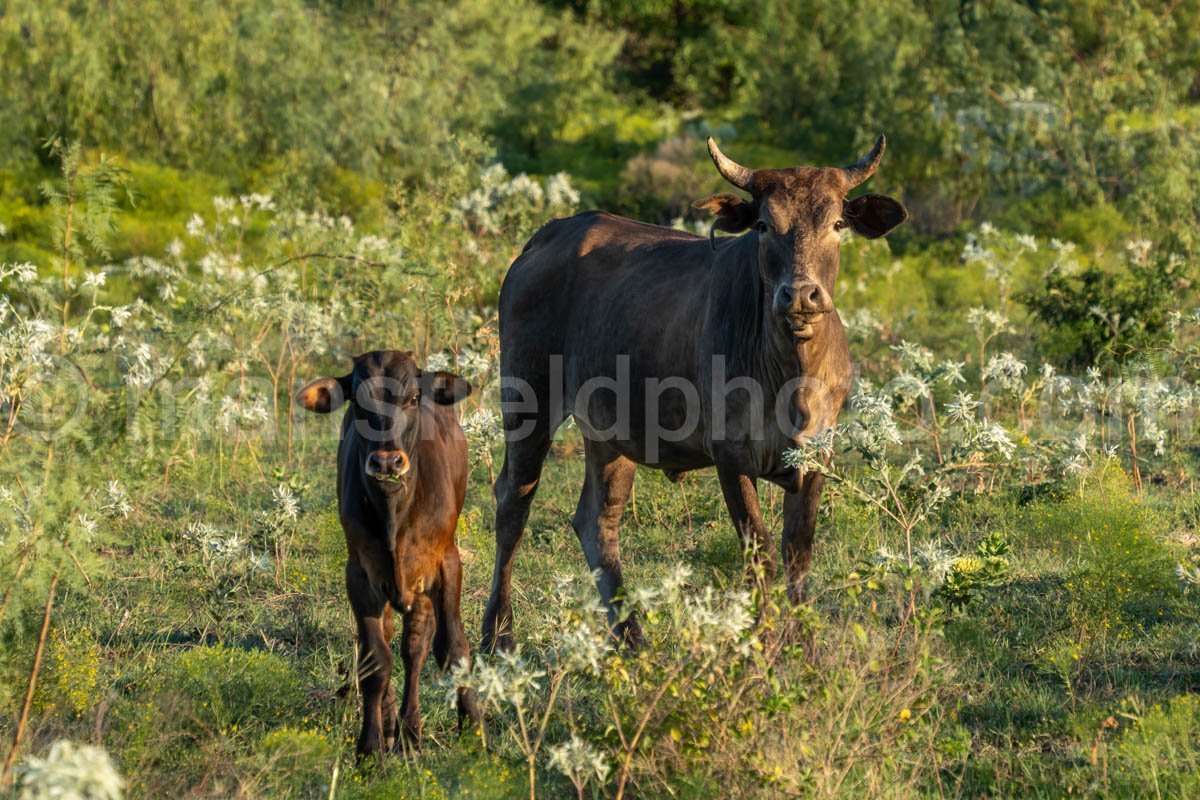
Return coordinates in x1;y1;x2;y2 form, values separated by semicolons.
707;137;753;191
842;134;886;188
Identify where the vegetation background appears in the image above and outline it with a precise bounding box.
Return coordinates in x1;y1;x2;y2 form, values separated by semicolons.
1;1;1198;797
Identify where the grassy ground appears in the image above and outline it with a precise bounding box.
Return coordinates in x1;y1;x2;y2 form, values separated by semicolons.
2;81;1197;800
10;420;1197;798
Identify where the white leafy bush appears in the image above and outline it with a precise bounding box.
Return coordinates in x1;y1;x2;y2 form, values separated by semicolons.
16;740;124;800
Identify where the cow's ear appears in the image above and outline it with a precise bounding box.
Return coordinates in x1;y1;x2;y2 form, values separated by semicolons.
296;374;352;413
425;371;472;405
843;194;908;239
692;193;756;233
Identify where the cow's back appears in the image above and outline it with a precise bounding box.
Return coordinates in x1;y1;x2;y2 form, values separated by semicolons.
507;213;713;350
499;211;720;466
504;210;709;304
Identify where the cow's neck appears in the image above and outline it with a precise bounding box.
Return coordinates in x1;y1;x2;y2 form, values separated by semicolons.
718;235;805;387
715;234;841;430
794;318;839;373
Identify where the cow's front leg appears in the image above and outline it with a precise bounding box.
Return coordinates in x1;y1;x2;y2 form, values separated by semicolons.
398;593;435;749
347;560;393;759
782;470;825;603
715;464;777;593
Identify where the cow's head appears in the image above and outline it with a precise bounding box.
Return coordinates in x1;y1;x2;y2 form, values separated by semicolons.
296;350;471;488
694;136;907;340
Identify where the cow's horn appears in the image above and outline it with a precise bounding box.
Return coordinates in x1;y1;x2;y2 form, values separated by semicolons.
843;134;886;188
707;137;753;191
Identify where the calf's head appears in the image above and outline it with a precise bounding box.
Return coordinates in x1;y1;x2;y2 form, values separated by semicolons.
694;136;908;340
296;351;471;488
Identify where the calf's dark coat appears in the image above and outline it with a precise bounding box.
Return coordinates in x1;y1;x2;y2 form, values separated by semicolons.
298;351;481;756
482;137;908;650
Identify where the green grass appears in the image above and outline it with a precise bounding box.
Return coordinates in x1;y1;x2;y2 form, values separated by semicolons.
5;428;1196;798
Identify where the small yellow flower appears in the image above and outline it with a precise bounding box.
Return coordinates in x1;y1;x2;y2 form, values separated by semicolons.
899;708;912;723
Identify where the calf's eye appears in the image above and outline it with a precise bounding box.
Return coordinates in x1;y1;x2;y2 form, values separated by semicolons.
754;221;768;233
834;219;847;231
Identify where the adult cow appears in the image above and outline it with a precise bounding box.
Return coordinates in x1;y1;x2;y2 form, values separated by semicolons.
297;351;481;756
481;137;907;650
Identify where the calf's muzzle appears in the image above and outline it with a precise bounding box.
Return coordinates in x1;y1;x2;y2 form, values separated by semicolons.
365;449;411;480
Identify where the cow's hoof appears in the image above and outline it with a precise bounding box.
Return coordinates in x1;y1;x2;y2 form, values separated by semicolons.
786;578;810;607
393;739;422;756
354;743;385;764
481;629;515;654
395;720;423;755
770;613;817;655
481;599;517;652
458;690;483;731
617;617;645;650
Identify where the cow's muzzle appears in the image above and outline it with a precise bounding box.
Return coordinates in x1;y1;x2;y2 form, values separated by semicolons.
774;281;832;340
787;315;823;340
365;449;411;483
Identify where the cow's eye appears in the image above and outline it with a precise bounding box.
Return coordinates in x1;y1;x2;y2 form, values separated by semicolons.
754;221;769;233
834;219;847;231
405;395;419;407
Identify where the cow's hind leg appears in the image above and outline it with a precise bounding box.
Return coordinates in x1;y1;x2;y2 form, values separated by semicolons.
398;594;435;749
482;423;553;652
347;560;393;759
433;548;482;731
573;440;642;646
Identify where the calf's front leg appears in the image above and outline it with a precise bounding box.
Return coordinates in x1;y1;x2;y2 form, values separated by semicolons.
398;593;435;748
433;549;482;731
347;560;394;759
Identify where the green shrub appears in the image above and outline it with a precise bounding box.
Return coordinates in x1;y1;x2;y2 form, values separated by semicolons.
430;752;527;800
111;645;309;796
1019;253;1183;368
243;727;338;799
336;762;450;800
936;531;1011;611
162;645;307;735
32;626;103;720
1023;474;1180;649
1107;694;1200;797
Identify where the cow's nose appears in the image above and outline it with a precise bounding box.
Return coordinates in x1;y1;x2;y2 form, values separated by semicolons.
794;281;831;314
775;283;794;314
365;449;411;479
774;281;832;316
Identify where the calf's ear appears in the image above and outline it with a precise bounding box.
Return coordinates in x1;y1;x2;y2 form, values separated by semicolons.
296;374;352;413
425;371;472;405
843;194;908;239
693;193;756;234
